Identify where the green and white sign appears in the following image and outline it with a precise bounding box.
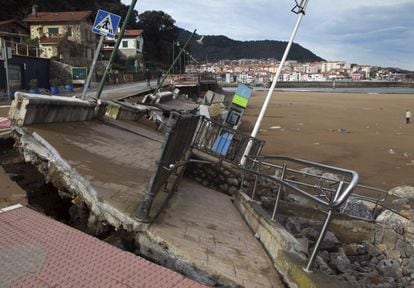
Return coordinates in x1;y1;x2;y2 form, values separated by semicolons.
72;67;87;84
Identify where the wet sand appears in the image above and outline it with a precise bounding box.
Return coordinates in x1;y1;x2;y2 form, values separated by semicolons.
242;91;414;190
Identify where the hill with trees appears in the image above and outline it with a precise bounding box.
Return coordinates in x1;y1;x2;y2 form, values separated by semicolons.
178;28;324;63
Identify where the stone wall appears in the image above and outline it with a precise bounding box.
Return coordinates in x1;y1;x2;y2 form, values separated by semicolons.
183;154;248;196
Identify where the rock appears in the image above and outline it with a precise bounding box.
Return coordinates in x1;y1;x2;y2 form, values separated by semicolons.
227;177;239;187
363;240;382;257
370;257;380;265
376;259;402;279
377;210;414;234
392;198;410;206
404;257;414;275
388;185;414;200
395;238;414;258
341;198;374;220
315;257;335;275
330;248;353;273
219;183;229;192
320;231;340;251
285;217;302;235
260;196;274;210
228;186;238;195
343;243;366;256
300;227;319;241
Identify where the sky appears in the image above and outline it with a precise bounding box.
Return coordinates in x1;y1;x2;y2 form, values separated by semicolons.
121;0;414;70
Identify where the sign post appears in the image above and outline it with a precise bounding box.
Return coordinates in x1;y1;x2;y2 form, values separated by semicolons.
95;0;138;100
82;9;121;100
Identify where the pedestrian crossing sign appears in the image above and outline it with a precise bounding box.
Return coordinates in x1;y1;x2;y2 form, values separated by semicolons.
92;9;121;38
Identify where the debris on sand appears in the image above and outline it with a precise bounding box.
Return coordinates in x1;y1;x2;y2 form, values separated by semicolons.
388;149;396;155
269;126;281;130
338;128;350;134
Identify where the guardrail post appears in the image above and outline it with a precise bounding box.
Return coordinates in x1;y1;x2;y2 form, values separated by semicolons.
251;161;262;200
304;181;344;272
271;163;287;220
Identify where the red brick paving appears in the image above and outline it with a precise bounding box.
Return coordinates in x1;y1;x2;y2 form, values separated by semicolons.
0;206;208;288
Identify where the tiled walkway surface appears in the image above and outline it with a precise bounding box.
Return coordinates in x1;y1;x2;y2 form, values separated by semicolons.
0;206;207;287
150;180;284;288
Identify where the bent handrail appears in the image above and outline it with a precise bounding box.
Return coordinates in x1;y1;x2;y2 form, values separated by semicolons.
247;155;359;208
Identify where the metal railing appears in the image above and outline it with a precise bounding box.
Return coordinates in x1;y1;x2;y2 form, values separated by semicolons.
3;40;45;58
242;155;359;272
192;116;264;165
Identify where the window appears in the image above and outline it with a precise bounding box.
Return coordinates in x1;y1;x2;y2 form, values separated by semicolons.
122;40;128;48
48;27;59;35
67;27;72;36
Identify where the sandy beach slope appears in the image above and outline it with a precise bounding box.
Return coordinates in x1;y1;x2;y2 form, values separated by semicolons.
242;91;414;190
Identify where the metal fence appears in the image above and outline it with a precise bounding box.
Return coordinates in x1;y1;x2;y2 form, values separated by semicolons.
192;116;264;165
4;40;45;58
135;112;200;221
241;155;359;272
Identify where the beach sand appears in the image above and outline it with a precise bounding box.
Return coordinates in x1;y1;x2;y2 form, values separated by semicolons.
241;91;414;190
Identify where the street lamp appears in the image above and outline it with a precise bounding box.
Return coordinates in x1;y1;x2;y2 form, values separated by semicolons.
241;0;310;164
172;41;180;74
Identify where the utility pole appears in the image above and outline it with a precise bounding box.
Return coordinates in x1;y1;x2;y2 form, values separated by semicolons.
2;39;11;100
153;29;197;96
241;0;310;165
82;36;104;99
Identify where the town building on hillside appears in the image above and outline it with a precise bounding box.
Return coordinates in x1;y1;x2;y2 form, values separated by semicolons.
0;20;29;44
23;5;96;66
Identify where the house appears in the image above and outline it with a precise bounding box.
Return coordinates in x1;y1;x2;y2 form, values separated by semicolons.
0;20;30;44
23;5;96;66
103;29;144;58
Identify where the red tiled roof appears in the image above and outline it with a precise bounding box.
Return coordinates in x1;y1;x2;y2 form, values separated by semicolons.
123;29;143;37
39;35;65;44
104;29;144;43
24;11;92;22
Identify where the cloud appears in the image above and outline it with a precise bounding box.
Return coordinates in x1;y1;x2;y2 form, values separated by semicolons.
121;0;414;70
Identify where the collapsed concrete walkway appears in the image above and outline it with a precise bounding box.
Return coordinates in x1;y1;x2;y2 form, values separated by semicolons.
149;180;283;288
21;120;163;227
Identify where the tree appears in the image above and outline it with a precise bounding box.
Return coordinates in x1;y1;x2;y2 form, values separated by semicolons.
137;11;178;67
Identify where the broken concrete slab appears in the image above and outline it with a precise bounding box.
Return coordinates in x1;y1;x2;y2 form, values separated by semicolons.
12;119;162;231
9;92;105;126
104;100;148;121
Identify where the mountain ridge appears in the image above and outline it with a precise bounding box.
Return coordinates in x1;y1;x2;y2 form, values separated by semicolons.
177;28;324;63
